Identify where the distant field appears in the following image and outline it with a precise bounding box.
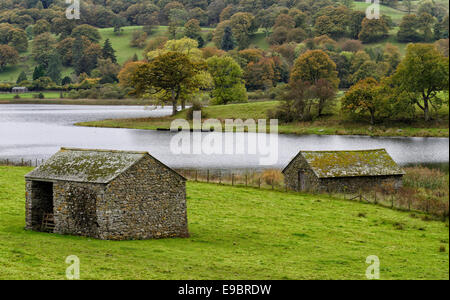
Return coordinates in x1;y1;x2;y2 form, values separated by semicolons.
0;166;448;280
352;1;408;24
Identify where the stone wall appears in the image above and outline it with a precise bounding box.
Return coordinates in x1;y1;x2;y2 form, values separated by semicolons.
283;154;320;192
98;155;189;240
53;181;104;238
318;175;403;193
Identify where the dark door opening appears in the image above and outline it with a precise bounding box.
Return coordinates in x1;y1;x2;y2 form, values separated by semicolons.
298;171;305;191
30;181;54;232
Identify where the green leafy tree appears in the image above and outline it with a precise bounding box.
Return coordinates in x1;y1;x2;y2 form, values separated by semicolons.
207;56;248;104
359;17;389;43
102;39;117;64
341;77;385;125
32;64;46;80
46;51;62;84
392;43;449;121
220;26;235;50
32;32;56;67
16;70;28;84
130;52;206;115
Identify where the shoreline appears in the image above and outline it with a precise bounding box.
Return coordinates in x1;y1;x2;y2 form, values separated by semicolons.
75;117;450;138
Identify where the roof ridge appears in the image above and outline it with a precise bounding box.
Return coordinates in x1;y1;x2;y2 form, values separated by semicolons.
301;149;386;153
60;147;149;155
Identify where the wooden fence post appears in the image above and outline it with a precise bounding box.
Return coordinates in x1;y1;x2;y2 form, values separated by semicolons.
232;174;234;186
207;170;210;183
258;177;261;189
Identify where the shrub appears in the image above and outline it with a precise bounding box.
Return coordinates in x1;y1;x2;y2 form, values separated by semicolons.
13;94;21;99
261;170;283;186
186;101;207;120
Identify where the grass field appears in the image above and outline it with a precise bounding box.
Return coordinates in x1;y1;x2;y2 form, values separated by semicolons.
352;1;408;24
76;101;450;138
0;166;448;280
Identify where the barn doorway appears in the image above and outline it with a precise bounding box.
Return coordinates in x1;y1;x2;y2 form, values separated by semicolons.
298;170;305;191
30;181;55;232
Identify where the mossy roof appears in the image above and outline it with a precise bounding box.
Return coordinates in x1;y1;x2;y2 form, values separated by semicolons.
283;149;405;179
25;148;185;184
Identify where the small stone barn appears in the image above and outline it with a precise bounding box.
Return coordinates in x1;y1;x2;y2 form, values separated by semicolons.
25;148;189;240
282;149;405;193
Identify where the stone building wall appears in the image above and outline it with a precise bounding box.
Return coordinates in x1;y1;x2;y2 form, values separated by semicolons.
97;156;189;240
318;175;403;193
284;153;404;193
283;154;320;192
53;181;104;238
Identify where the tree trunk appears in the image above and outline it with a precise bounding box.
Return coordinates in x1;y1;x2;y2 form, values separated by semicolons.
171;91;178;116
370;110;375;125
424;98;429;122
181;99;186;110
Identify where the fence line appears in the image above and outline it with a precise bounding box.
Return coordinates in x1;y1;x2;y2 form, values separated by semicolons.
176;168;449;219
1;161;447;219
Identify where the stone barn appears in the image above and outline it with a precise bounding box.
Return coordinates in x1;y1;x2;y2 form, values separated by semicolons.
282;149;405;193
25;148;189;240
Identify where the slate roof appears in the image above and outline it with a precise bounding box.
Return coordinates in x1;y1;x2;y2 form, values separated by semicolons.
25;148;185;184
283;149;405;179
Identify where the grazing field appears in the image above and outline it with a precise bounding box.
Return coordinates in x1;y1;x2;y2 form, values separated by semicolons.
0;166;448;280
77;101;450;138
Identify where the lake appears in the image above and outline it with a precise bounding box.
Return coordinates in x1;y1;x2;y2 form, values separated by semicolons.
0;104;448;171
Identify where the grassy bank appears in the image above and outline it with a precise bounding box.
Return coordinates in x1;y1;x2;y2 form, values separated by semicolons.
0;166;448;280
76;101;449;138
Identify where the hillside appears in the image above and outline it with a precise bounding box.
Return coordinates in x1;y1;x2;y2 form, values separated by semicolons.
0;166;448;279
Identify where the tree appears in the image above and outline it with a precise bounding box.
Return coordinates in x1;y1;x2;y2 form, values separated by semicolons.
397;14;422;42
71;25;101;43
16;70;27;84
0;44;19;71
220;26;235;50
32;32;56;67
313;78;337;116
32;64;46;80
184;19;204;47
291;50;339;88
392;43;449;121
207;56;248;104
33;19;51;36
118;61;146;87
229;12;257;49
102;39;117;63
341;77;384;125
46;51;62;84
359;17;389;43
130;52;206;115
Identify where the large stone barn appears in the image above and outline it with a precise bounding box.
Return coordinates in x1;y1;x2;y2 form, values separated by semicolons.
282;149;405;193
24;148;189;240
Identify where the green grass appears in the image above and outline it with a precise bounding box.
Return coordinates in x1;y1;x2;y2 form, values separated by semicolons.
0;166;448;280
77;101;450;138
0;91;63;100
352;1;407;24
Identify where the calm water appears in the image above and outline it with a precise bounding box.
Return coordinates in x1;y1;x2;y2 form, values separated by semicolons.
0;104;448;170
